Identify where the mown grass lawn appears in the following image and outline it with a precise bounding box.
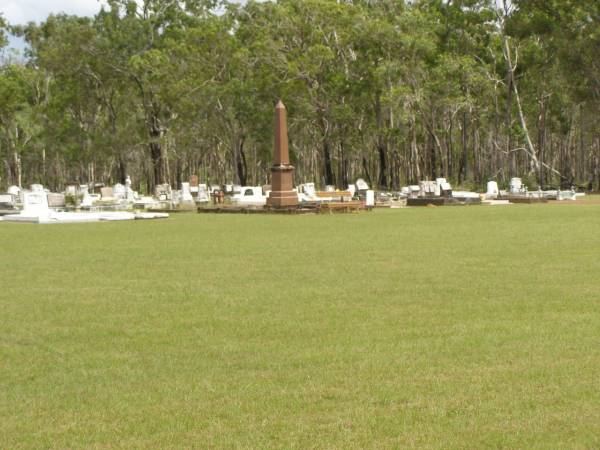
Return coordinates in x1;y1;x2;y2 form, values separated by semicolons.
1;203;600;449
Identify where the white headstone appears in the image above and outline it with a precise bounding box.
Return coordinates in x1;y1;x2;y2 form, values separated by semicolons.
435;178;452;196
7;185;20;196
233;186;266;205
440;181;452;192
509;178;523;194
355;178;369;191
486;181;499;198
22;191;50;216
155;184;172;201
419;181;437;197
0;194;14;207
81;186;94;207
304;183;316;196
113;183;126;199
125;176;137;200
365;190;375;207
181;182;194;202
197;184;210;202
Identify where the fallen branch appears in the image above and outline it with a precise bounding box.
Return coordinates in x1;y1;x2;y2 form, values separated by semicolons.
506;147;563;177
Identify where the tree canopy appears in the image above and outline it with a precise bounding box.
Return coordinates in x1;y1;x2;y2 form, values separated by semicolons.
1;0;599;192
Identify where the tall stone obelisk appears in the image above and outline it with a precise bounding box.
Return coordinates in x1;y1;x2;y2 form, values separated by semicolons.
267;100;299;208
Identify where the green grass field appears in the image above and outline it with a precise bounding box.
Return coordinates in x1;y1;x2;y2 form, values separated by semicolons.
2;203;600;449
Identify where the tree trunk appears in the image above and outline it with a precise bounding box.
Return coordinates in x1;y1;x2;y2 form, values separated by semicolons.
374;93;388;189
377;142;388;189
237;136;248;186
505;61;515;178
118;155;127;185
362;155;372;187
538;97;547;188
149;111;166;188
447;115;454;179
14;150;22;188
410;122;420;183
150;141;163;188
502;35;540;180
42;148;47;185
459;111;468;184
429;131;437;180
340;140;349;188
596;136;600;191
474;126;481;185
323;139;334;186
175;156;182;188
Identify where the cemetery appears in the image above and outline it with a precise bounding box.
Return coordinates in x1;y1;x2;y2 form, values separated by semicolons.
1;104;598;448
0;101;587;224
3;0;600;446
1;103;599;450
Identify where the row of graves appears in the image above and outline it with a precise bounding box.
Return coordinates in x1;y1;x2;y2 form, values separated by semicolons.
0;175;585;224
0;101;586;223
499;178;582;203
199;175;585;213
0;176;376;222
374;177;583;208
0;175;217;224
399;179;481;207
0;183;169;224
207;179;375;212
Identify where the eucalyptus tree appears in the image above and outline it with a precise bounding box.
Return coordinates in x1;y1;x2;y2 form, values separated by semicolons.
2;0;599;191
0;65;38;187
0;14;7;49
440;0;495;184
508;0;600;188
92;0;220;189
23;15;111;186
189;5;272;186
239;0;365;187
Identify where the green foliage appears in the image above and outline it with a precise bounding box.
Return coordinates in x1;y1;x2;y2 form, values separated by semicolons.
0;14;7;49
1;0;599;190
64;193;82;207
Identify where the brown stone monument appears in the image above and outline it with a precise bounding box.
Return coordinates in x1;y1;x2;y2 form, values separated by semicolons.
267;100;299;208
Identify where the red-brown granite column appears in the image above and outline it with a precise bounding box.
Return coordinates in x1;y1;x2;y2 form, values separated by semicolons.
267;100;299;208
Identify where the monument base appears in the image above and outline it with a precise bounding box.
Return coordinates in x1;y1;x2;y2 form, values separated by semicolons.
268;163;298;208
267;191;298;208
